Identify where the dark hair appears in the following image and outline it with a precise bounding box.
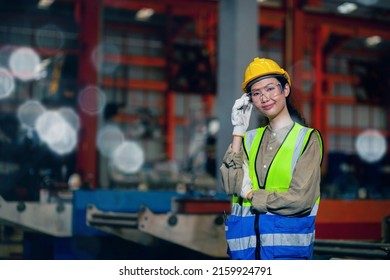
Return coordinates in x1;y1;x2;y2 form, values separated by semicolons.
276;75;307;126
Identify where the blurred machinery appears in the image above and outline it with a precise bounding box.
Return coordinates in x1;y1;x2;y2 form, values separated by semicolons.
0;188;230;259
1;187;390;259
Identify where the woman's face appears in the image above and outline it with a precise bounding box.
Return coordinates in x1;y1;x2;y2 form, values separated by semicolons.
248;77;290;120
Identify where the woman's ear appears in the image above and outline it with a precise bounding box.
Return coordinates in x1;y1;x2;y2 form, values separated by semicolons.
283;83;291;97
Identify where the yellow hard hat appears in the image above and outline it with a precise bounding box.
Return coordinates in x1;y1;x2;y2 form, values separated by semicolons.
241;57;291;93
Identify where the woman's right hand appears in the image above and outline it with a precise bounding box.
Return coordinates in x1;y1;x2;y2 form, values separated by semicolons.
231;94;252;137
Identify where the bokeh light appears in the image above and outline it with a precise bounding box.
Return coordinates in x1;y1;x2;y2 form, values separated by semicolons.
9;46;41;81
355;129;387;163
17;100;46;129
35;110;68;145
111;141;145;174
91;40;121;75
35;24;65;54
0;67;15;99
68;173;82;190
58;107;80;131
35;110;78;155
207;118;220;135
47;121;77;155
78;85;106;115
97;124;125;158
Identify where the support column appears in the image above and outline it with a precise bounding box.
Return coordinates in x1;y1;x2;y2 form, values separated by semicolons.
76;0;102;188
285;0;305;112
216;0;258;189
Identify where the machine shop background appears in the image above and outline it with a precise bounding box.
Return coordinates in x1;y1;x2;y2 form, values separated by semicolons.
0;0;389;260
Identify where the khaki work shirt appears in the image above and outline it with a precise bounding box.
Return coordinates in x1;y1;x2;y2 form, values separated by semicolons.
220;123;322;217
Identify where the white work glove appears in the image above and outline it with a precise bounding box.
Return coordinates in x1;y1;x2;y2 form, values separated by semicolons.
240;161;253;200
231;94;253;137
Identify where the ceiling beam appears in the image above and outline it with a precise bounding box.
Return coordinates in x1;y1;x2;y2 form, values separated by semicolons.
104;0;217;17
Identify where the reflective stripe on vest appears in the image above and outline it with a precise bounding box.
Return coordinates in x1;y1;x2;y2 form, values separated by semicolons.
228;231;315;251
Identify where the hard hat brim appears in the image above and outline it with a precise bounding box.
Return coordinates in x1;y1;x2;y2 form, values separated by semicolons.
243;74;287;93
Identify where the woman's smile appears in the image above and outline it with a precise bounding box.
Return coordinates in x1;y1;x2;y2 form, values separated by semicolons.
261;103;275;111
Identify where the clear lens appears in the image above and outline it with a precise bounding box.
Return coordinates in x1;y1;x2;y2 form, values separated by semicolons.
248;83;282;101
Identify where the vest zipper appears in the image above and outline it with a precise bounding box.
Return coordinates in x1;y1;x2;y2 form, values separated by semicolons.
254;212;261;259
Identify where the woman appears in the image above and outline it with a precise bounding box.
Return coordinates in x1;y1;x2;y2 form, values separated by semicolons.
220;57;323;260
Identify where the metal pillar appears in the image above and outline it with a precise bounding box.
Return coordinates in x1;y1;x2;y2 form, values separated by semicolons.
76;0;102;188
285;0;305;112
216;0;258;190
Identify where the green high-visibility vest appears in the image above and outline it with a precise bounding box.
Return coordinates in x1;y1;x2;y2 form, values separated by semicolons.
232;122;322;206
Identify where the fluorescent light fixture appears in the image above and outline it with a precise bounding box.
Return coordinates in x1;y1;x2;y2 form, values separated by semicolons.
365;35;382;46
135;8;154;21
38;0;55;9
337;2;358;14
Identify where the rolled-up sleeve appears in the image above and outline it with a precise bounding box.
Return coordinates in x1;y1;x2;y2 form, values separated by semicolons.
219;144;245;196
